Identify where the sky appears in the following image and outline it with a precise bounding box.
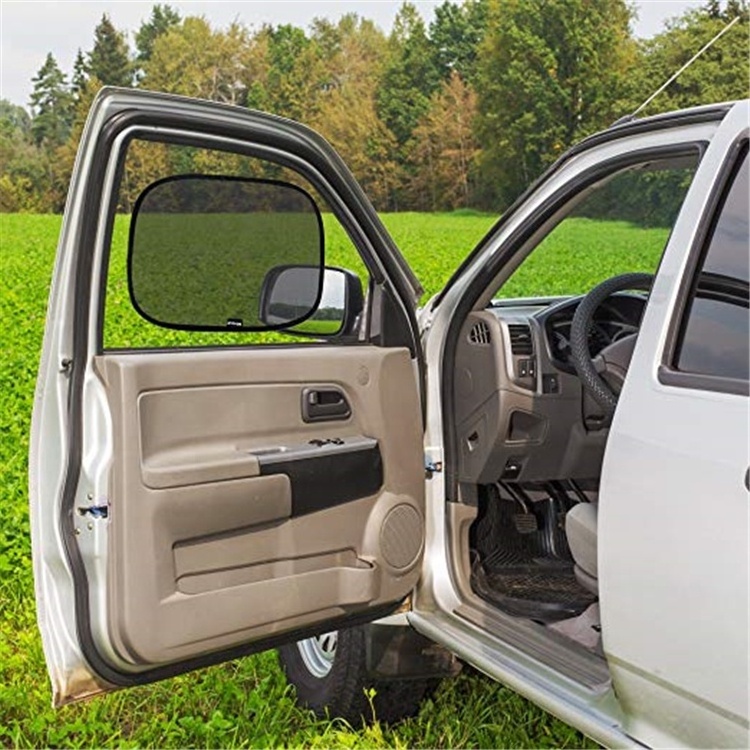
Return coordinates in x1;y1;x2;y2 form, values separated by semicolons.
0;0;705;108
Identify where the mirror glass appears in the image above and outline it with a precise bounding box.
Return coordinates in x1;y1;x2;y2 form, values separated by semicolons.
261;266;350;335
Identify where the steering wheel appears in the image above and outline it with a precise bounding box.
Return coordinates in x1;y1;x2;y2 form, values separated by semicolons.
569;273;653;416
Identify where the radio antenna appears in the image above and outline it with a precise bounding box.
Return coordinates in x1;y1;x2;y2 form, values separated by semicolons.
624;15;740;122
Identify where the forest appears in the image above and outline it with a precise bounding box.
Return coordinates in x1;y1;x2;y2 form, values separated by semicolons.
0;0;747;214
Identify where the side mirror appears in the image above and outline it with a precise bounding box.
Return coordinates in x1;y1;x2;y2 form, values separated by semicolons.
260;265;364;338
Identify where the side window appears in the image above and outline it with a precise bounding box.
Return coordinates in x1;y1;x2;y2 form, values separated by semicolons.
103;139;367;350
673;146;749;383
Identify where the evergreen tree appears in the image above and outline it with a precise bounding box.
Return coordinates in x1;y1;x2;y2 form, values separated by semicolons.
135;4;181;63
725;0;747;19
429;0;488;83
376;3;440;149
71;49;89;99
28;53;72;148
49;75;106;212
88;14;133;87
706;0;723;18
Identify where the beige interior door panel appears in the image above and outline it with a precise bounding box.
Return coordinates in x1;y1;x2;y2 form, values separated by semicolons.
93;345;424;667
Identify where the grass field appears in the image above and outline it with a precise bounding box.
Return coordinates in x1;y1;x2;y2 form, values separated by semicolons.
0;211;665;748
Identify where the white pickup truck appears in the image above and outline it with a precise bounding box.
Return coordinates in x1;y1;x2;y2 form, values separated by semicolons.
30;89;748;748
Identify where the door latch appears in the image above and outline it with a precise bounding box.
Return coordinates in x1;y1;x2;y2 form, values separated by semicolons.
77;504;109;519
425;457;443;479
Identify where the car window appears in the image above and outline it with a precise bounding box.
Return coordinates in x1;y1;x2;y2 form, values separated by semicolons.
103;139;367;350
673;146;749;383
494;154;699;300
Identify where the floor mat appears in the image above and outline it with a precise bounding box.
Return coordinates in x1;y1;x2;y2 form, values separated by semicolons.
471;558;596;622
471;485;597;622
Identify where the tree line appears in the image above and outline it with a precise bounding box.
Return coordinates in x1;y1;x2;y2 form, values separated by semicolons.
0;0;747;214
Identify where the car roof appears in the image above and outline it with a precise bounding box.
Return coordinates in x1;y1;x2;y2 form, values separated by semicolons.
603;101;738;137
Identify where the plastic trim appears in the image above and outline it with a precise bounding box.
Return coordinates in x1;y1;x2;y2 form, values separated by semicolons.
258;441;383;517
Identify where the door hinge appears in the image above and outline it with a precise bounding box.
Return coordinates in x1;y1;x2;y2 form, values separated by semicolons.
424;457;443;479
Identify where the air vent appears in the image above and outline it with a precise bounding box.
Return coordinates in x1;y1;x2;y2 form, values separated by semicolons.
468;320;491;345
507;324;533;355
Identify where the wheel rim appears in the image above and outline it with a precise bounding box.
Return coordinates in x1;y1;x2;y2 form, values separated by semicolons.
297;631;338;678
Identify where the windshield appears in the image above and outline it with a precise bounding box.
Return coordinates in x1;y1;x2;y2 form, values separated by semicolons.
492;156;699;302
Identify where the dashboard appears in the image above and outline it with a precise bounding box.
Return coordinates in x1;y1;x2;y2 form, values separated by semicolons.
454;292;647;486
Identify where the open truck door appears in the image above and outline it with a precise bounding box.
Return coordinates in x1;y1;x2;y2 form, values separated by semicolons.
30;88;426;705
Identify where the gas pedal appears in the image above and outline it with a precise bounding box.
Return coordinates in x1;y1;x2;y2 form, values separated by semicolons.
512;513;538;534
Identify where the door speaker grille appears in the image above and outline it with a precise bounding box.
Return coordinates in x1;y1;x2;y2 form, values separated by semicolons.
380;504;423;570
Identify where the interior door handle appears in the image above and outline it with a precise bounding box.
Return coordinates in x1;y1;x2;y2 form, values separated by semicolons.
301;387;351;423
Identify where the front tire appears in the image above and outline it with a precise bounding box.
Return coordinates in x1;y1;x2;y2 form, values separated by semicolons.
278;625;437;726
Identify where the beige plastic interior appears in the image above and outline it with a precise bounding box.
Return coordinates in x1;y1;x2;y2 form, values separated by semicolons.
93;345;424;667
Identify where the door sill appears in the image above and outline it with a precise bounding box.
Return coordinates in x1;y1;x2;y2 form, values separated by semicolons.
442;498;611;690
408;608;640;749
453;600;610;691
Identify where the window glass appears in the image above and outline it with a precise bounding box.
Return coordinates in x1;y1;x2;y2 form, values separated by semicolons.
675;148;749;382
495;156;698;300
129;176;324;331
103;139;367;349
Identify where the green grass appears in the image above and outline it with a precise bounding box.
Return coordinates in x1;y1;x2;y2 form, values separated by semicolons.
497;217;667;299
0;210;668;748
292;317;343;335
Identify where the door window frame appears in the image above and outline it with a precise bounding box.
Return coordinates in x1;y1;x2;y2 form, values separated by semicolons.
94;124;398;355
658;136;749;397
437;141;707;501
